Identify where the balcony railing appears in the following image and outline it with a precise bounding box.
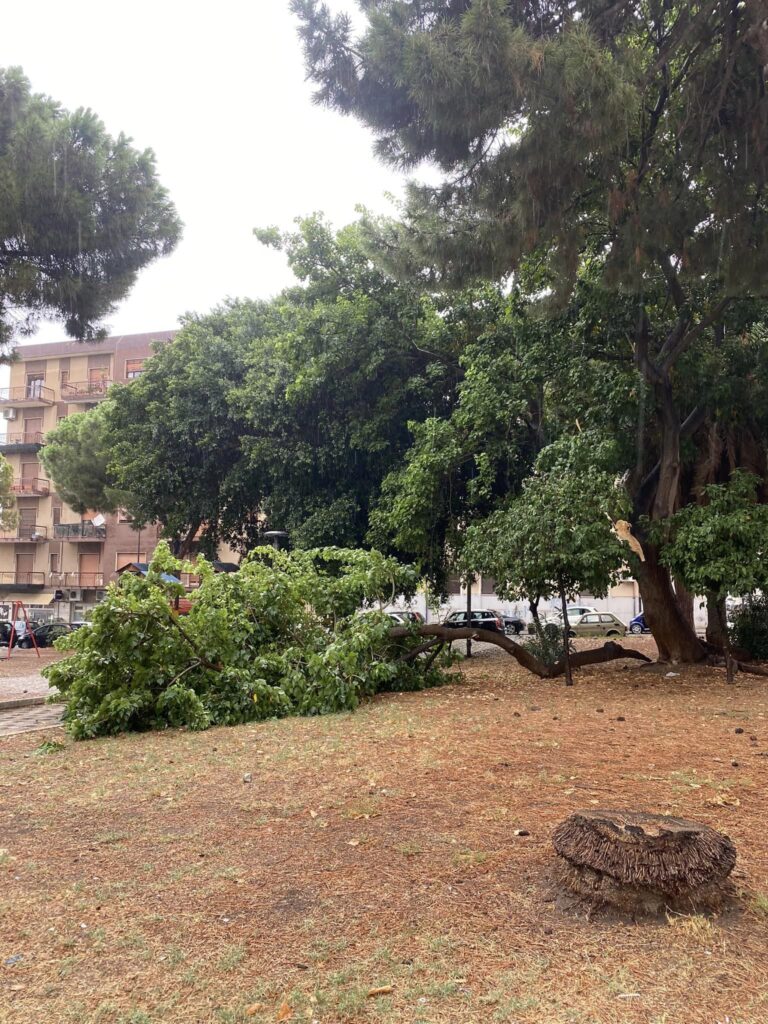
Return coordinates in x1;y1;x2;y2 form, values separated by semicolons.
0;432;45;453
61;379;112;402
0;525;48;542
12;477;50;496
0;384;55;406
0;572;46;589
52;572;105;589
54;522;107;541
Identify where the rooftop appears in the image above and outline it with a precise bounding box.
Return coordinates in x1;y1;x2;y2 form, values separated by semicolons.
11;330;178;362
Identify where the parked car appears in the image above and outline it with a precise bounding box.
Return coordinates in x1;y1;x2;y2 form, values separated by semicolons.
488;609;525;635
0;621;18;647
628;612;651;634
567;612;627;638
17;622;75;649
388;610;425;625
527;605;598;634
443;609;504;633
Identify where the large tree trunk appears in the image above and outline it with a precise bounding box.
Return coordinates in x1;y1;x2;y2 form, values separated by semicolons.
635;546;706;663
674;576;695;631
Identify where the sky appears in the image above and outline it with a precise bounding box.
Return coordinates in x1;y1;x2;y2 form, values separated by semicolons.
0;0;406;343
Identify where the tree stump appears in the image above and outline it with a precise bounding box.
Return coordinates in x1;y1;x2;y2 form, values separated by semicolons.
552;809;737;914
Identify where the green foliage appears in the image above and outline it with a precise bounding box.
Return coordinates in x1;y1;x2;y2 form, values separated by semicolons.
524;628;569;668
0;455;16;532
730;596;768;662
0;67;181;353
660;472;768;600
41;216;462;554
295;2;768;295
44;542;452;740
39;406;125;515
463;434;629;603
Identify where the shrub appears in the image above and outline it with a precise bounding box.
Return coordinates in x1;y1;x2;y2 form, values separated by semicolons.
525;628;570;666
45;543;455;739
730;596;768;661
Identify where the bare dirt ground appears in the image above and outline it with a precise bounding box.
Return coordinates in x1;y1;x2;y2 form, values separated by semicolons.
2;639;768;1024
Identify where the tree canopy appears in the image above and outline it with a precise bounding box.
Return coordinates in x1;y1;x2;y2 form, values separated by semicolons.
0;67;181;354
293;1;768;662
41;217;465;555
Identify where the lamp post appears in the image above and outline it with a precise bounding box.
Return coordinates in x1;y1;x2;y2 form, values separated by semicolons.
263;530;289;551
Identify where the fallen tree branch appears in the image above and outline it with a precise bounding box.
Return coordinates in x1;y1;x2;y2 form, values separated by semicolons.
388;626;652;679
396;638;443;663
734;661;768;678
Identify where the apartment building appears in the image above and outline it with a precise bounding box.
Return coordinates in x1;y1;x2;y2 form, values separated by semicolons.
0;331;176;622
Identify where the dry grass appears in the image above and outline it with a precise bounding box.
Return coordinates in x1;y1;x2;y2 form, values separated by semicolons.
2;642;768;1023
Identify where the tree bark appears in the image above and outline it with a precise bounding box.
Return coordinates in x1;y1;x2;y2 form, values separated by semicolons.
465;574;473;659
558;577;574;686
634;546;706;663
706;591;728;649
674;576;695;631
718;599;735;684
388;625;651;679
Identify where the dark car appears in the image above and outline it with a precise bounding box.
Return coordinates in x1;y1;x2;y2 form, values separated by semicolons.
490;610;525;635
17;622;75;649
443;609;504;633
629;612;651;634
0;621;17;647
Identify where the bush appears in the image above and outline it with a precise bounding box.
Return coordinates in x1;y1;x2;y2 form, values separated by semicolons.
525;627;570;666
45;543;455;739
730;596;768;661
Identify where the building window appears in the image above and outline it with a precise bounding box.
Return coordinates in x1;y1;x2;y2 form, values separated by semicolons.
118;509;134;523
125;359;145;380
116;551;146;571
26;373;45;398
60;370;69;385
50;552;60;574
52;507;61;526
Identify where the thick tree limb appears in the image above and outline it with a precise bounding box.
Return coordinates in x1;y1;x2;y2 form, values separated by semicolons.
734;661;768;678
388;625;652;679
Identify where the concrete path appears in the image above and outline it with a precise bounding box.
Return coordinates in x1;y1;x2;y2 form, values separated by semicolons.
0;672;63;737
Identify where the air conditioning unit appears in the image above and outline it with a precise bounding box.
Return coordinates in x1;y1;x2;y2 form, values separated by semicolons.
95;590;106;602
68;589;83;602
30;531;41;542
3;408;17;421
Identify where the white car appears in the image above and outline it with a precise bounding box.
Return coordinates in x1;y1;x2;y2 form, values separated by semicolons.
528;605;598;634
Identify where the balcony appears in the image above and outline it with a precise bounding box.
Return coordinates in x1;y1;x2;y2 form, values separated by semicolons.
52;572;105;589
0;432;45;454
0;572;46;590
11;477;50;497
0;384;55;407
54;522;107;542
61;379;112;403
0;525;48;543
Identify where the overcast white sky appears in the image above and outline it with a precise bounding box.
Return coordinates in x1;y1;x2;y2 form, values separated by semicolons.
1;0;405;343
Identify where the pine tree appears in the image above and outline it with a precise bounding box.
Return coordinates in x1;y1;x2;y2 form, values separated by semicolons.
293;0;768;661
0;68;181;354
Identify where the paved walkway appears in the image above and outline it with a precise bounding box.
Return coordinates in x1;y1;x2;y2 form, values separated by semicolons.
0;702;64;737
0;672;53;703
